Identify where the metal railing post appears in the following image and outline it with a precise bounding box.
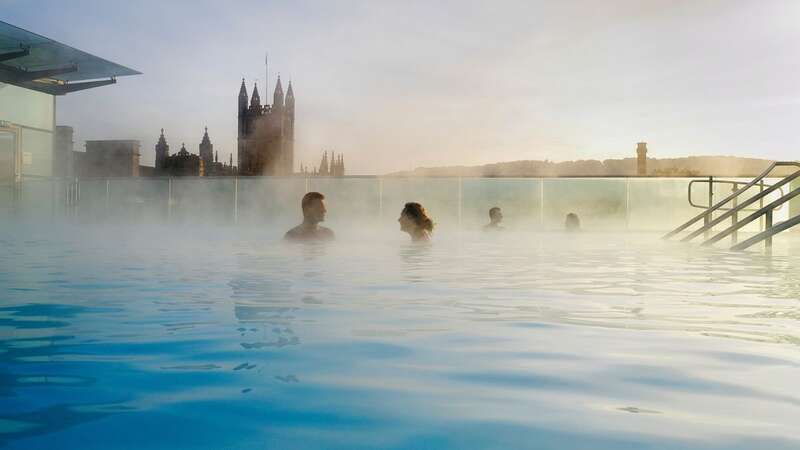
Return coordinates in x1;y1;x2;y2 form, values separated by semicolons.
233;177;239;225
704;175;713;239
167;177;172;223
759;181;765;231
765;209;773;248
731;182;738;245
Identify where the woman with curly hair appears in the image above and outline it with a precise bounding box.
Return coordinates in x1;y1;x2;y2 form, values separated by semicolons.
398;202;434;242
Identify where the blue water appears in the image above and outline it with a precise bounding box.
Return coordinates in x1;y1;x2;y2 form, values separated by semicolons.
1;225;799;449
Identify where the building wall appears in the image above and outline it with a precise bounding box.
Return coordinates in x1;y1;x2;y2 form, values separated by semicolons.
0;82;55;177
81;140;141;177
54;126;74;178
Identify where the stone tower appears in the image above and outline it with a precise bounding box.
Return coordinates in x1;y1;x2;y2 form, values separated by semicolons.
237;79;248;133
284;80;295;175
636;142;648;176
199;127;213;172
155;128;169;172
273;76;284;113
237;67;295;176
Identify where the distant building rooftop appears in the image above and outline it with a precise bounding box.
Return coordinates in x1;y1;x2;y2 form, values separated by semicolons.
85;140;141;156
0;20;140;95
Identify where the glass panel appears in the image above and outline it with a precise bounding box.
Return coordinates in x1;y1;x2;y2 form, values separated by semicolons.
543;178;627;230
0;182;12;217
0;82;54;131
19;128;53;177
379;178;460;232
170;177;236;225
237;177;307;231
75;179;111;223
15;179;55;222
308;177;380;231
628;178;699;231
461;178;541;230
5;175;787;233
107;178;169;224
0;130;15;180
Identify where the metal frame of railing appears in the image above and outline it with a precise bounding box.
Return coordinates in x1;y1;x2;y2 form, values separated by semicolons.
686;177;784;243
663;161;800;250
686;178;785;212
731;213;800;250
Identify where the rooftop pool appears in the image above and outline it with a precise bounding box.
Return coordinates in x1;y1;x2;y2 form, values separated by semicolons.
1;225;799;449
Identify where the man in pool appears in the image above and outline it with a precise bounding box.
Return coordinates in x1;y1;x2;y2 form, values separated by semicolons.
284;192;335;242
483;206;504;231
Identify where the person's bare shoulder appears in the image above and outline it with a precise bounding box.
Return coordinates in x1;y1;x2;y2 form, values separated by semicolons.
284;225;305;241
319;226;335;240
284;225;334;242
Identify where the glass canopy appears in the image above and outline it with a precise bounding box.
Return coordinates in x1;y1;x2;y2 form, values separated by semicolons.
0;20;139;91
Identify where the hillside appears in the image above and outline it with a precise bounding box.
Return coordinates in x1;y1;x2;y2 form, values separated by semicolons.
387;156;795;177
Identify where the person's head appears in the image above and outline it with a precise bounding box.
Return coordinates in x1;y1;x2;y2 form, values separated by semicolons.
489;206;503;224
565;212;580;232
398;202;434;235
301;192;326;224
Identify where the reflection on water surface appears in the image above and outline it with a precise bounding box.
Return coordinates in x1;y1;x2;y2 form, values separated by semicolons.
0;226;799;449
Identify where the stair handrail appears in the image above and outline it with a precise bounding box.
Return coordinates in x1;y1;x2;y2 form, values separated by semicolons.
680;168;800;242
731;213;800;251
663;161;799;240
686;178;784;212
701;183;800;247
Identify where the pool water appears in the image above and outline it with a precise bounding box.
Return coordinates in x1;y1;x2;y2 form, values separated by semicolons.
1;225;799;449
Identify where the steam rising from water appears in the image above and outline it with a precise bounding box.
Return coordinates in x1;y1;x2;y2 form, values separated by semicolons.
6;176;789;237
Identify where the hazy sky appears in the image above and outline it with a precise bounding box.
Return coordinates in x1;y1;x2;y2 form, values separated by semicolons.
4;0;800;174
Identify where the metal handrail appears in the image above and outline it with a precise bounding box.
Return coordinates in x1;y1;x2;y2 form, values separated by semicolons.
687;179;784;212
680;170;800;242
663;161;800;241
731;213;800;251
702;184;800;247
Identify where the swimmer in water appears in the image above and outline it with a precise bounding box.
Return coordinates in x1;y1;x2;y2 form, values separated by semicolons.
284;192;335;242
565;212;581;232
483;206;504;231
398;202;434;242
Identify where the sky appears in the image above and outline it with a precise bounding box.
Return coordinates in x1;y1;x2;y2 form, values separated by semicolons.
3;0;800;174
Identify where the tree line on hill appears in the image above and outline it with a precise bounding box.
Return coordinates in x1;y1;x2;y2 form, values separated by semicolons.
388;156;795;177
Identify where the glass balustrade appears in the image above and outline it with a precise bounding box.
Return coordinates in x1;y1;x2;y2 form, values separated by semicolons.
2;176;790;234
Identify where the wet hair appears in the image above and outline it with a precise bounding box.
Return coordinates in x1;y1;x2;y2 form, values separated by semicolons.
565;212;580;231
489;207;501;218
301;192;325;212
402;202;434;232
